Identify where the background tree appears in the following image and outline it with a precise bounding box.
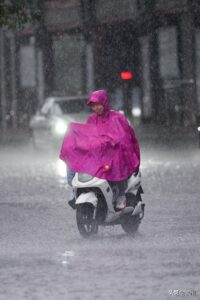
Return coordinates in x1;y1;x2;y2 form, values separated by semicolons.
0;0;40;29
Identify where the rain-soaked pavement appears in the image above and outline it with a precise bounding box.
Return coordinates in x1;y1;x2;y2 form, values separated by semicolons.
0;140;199;300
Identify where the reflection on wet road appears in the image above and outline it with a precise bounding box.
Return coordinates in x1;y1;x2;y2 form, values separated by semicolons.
0;144;199;300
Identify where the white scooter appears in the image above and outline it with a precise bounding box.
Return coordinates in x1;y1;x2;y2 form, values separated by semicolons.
71;169;145;238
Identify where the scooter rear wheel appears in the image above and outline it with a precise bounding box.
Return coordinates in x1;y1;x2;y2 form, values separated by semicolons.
76;204;98;238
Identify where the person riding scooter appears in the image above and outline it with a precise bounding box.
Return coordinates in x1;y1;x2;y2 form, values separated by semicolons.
60;90;140;211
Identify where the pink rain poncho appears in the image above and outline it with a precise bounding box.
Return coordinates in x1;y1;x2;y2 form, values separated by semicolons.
59;90;140;181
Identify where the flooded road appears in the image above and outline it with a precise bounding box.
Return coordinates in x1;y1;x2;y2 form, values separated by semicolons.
0;143;199;300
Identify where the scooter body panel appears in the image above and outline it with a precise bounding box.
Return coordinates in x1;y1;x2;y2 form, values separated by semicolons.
76;191;98;207
72;171;144;225
126;171;142;194
72;173;115;213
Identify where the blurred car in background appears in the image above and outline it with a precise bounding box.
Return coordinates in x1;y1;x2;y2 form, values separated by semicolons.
30;95;89;149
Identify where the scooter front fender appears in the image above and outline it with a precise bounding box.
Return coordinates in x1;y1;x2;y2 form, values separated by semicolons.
76;192;98;207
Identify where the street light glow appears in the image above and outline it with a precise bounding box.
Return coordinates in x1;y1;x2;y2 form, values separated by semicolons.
132;107;142;117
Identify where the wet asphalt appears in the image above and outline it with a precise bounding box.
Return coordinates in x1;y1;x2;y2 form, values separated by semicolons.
0;141;199;300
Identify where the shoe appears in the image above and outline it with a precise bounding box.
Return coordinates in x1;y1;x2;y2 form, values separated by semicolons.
115;195;126;211
68;198;76;210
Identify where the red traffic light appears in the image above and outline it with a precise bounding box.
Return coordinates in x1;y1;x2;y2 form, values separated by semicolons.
120;71;133;80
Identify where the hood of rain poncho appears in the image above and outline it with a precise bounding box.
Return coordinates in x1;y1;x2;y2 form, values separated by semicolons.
87;89;110;111
60;90;140;181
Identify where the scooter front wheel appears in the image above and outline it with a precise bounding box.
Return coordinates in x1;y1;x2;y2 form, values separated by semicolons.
76;204;98;238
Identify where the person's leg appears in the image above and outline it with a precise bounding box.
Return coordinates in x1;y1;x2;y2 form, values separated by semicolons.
115;179;128;210
66;167;76;209
67;167;75;186
117;179;128;195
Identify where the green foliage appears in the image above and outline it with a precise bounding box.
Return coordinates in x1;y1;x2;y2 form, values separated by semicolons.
0;0;41;29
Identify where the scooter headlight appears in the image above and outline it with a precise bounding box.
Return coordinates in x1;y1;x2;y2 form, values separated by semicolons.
54;120;67;135
132;107;141;117
78;173;94;182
